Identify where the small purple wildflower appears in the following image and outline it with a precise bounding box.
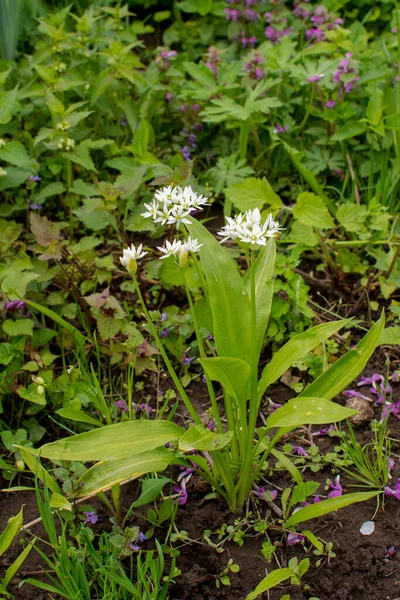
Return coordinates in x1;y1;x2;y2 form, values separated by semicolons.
287;532;305;545
114;399;128;413
130;544;141;551
255;487;278;501
84;511;98;524
181;146;191;161
28;175;41;182
307;74;324;83
136;531;146;542
29;203;43;210
384;478;400;500
161;312;168;322
291;445;309;457
328;475;342;498
326;99;336;108
166;92;173;103
207;420;216;431
120;115;128;126
6;300;27;311
161;328;172;337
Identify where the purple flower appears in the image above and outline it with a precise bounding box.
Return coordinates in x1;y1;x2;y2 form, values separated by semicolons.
255;487;278;501
120;115;128;126
173;480;189;505
136;403;153;414
181;146;191;161
114;399;128;413
28;175;41;182
313;424;336;436
6;300;27;311
29;203;43;210
328;475;342;498
165;92;173;103
224;8;240;21
385;546;396;561
182;354;195;365
130;544;140;551
244;8;258;21
384;478;400;500
84;511;98;524
287;532;305;545
326;99;336;108
161;312;168;322
188;132;197;148
307;74;324;83
305;28;325;41
207;420;216;431
274;123;290;134
136;531;146;542
161;328;172;337
292;445;309;457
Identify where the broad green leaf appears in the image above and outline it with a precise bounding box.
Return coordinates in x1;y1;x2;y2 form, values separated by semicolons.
18;386;46;406
3;318;33;337
179;425;232;452
265;397;356;430
246;568;293;600
50;493;72;512
3;541;35;587
331;121;367;141
0;85;19;124
0;343;14;365
379;326;400;345
0;141;37;172
336;204;367;232
244;240;276;358
385;113;400;130
225;177;282;212
258;319;351;400
19;449;61;494
299;312;385;400
31;182;65;203
131;477;171;508
199;357;250;404
1;271;39;300
76;450;173;496
0;507;23;557
286;491;379;527
186;218;252;365
293;192;334;229
56;405;102;426
35;420;184;461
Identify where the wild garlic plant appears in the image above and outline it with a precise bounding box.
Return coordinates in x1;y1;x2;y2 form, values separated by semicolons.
34;186;384;513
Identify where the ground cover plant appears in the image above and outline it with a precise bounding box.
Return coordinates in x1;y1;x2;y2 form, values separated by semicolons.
0;0;400;598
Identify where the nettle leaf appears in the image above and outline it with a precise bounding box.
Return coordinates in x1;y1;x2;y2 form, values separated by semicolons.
225;177;282;212
30;213;60;246
336;203;368;232
73;197;116;231
31;182;65;203
0;141;37;172
331;120;367;141
1;271;39;299
0;85;19;124
0;167;31;190
3;318;34;337
293;192;334;229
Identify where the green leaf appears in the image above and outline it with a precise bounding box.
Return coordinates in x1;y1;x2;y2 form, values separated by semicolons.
0;507;23;557
132;119;149;158
50;493;72;512
56;405;103;426
24;300;86;350
0;85;19;124
131;477;171;508
1;271;39;300
31;182;65;203
199;357;250;404
0;167;31;190
184;61;216;88
378;326;400;345
179;425;232;452
293;192;334;229
225;177;282;212
115;165;147;199
0;141;37;172
258;319;351;399
244;240;276;358
331;121;367;141
19;580;68;597
19;449;61;494
35;420;184;461
3;541;34;587
246;568;293;600
76;450;173;496
286;491;379;527
73;197;115;230
300;313;385;400
0;343;15;365
3;318;33;337
336;204;367;232
265;397;356;430
45;87;64;116
186;218;252;365
270;448;303;485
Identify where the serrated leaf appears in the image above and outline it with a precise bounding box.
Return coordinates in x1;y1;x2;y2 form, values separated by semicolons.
293;192;334;229
31;182;65;202
0;141;37;172
225;177;282;212
336;203;368;232
0;85;19;124
1;271;39;300
30;213;60;246
3;318;34;337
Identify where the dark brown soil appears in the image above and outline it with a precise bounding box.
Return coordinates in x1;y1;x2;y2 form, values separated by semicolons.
1;350;400;600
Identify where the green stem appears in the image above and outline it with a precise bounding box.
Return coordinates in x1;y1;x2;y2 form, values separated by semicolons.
298;83;315;134
133;278;201;425
182;267;223;434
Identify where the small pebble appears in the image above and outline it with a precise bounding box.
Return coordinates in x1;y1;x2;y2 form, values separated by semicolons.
360;520;375;535
345;397;374;426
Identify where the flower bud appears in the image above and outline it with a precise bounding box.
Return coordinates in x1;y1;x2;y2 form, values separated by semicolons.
178;246;188;268
37;385;45;395
15;459;25;471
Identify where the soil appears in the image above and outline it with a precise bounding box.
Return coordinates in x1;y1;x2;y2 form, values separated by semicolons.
1;338;400;599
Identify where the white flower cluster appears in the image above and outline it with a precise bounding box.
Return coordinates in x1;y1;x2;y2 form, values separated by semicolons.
142;185;209;229
57;137;75;151
218;208;283;246
120;243;148;275
56;120;70;131
158;236;202;260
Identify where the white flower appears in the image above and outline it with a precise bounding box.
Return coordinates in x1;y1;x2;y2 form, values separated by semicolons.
157;239;182;259
167;204;192;228
185;236;203;253
218;210;283;247
142;185;209;229
142;199;160;220
120;243;147;275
